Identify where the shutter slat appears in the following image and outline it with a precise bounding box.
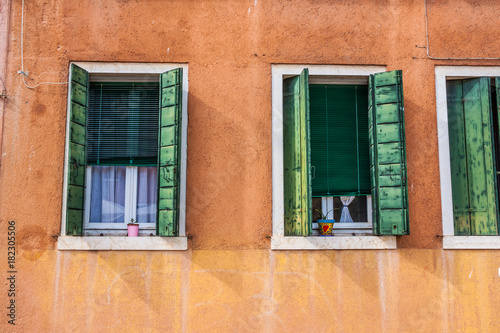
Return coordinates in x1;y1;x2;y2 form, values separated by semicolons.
157;68;182;237
66;64;88;236
369;70;409;235
283;69;312;236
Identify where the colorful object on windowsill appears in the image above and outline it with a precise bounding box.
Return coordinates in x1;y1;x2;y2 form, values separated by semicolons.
318;220;335;236
127;219;139;237
314;207;337;236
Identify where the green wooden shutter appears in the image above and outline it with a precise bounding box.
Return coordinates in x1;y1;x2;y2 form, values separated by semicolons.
368;70;409;235
66;64;88;235
283;69;312;236
158;68;183;236
497;77;500;233
447;78;498;235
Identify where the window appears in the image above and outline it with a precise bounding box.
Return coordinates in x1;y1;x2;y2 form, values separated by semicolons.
59;63;188;250
272;65;409;250
436;66;500;249
309;83;372;234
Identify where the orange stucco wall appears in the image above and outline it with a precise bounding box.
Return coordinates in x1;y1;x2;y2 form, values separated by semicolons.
1;0;500;331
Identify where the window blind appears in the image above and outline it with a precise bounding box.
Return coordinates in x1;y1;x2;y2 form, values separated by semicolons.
309;84;370;197
87;82;159;166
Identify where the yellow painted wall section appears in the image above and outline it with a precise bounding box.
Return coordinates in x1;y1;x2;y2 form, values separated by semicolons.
4;249;500;332
1;0;500;331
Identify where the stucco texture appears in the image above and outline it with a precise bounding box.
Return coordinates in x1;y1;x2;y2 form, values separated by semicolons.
1;0;500;331
4;249;500;332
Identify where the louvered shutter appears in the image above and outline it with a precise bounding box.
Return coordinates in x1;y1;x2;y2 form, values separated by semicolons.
66;64;88;235
447;78;498;235
157;68;183;236
283;69;312;236
497;77;500;234
368;70;409;235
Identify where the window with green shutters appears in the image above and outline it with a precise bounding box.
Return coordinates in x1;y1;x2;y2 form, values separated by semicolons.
446;77;500;236
63;64;186;237
281;68;409;236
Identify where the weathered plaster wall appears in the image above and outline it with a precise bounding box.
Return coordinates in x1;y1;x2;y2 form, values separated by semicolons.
6;249;500;332
1;0;500;331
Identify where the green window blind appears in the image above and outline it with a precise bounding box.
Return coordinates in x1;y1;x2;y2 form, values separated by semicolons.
309;84;370;197
87;82;159;166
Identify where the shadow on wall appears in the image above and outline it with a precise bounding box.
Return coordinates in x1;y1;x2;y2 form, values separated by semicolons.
184;92;271;248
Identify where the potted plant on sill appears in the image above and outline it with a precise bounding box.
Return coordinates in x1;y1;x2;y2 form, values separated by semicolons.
314;208;336;236
127;219;139;237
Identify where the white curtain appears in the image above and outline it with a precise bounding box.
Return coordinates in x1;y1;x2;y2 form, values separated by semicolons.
136;167;157;223
340;196;355;223
90;166;126;223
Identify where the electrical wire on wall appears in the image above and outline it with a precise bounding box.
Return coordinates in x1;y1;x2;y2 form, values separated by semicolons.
424;0;500;60
18;0;69;89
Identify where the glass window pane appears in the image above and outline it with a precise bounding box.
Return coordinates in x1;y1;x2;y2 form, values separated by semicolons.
89;166;126;223
333;196;367;222
312;197;323;221
136;166;157;223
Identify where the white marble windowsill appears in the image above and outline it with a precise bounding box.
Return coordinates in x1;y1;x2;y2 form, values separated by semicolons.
271;236;397;250
443;236;500;249
57;236;188;251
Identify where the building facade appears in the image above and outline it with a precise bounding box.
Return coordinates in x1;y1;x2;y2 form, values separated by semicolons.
1;0;500;331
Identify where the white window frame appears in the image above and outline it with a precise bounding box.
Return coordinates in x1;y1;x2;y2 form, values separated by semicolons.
436;66;500;249
271;64;396;250
58;62;188;250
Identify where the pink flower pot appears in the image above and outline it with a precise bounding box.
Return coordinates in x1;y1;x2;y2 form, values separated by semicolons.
127;224;139;237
